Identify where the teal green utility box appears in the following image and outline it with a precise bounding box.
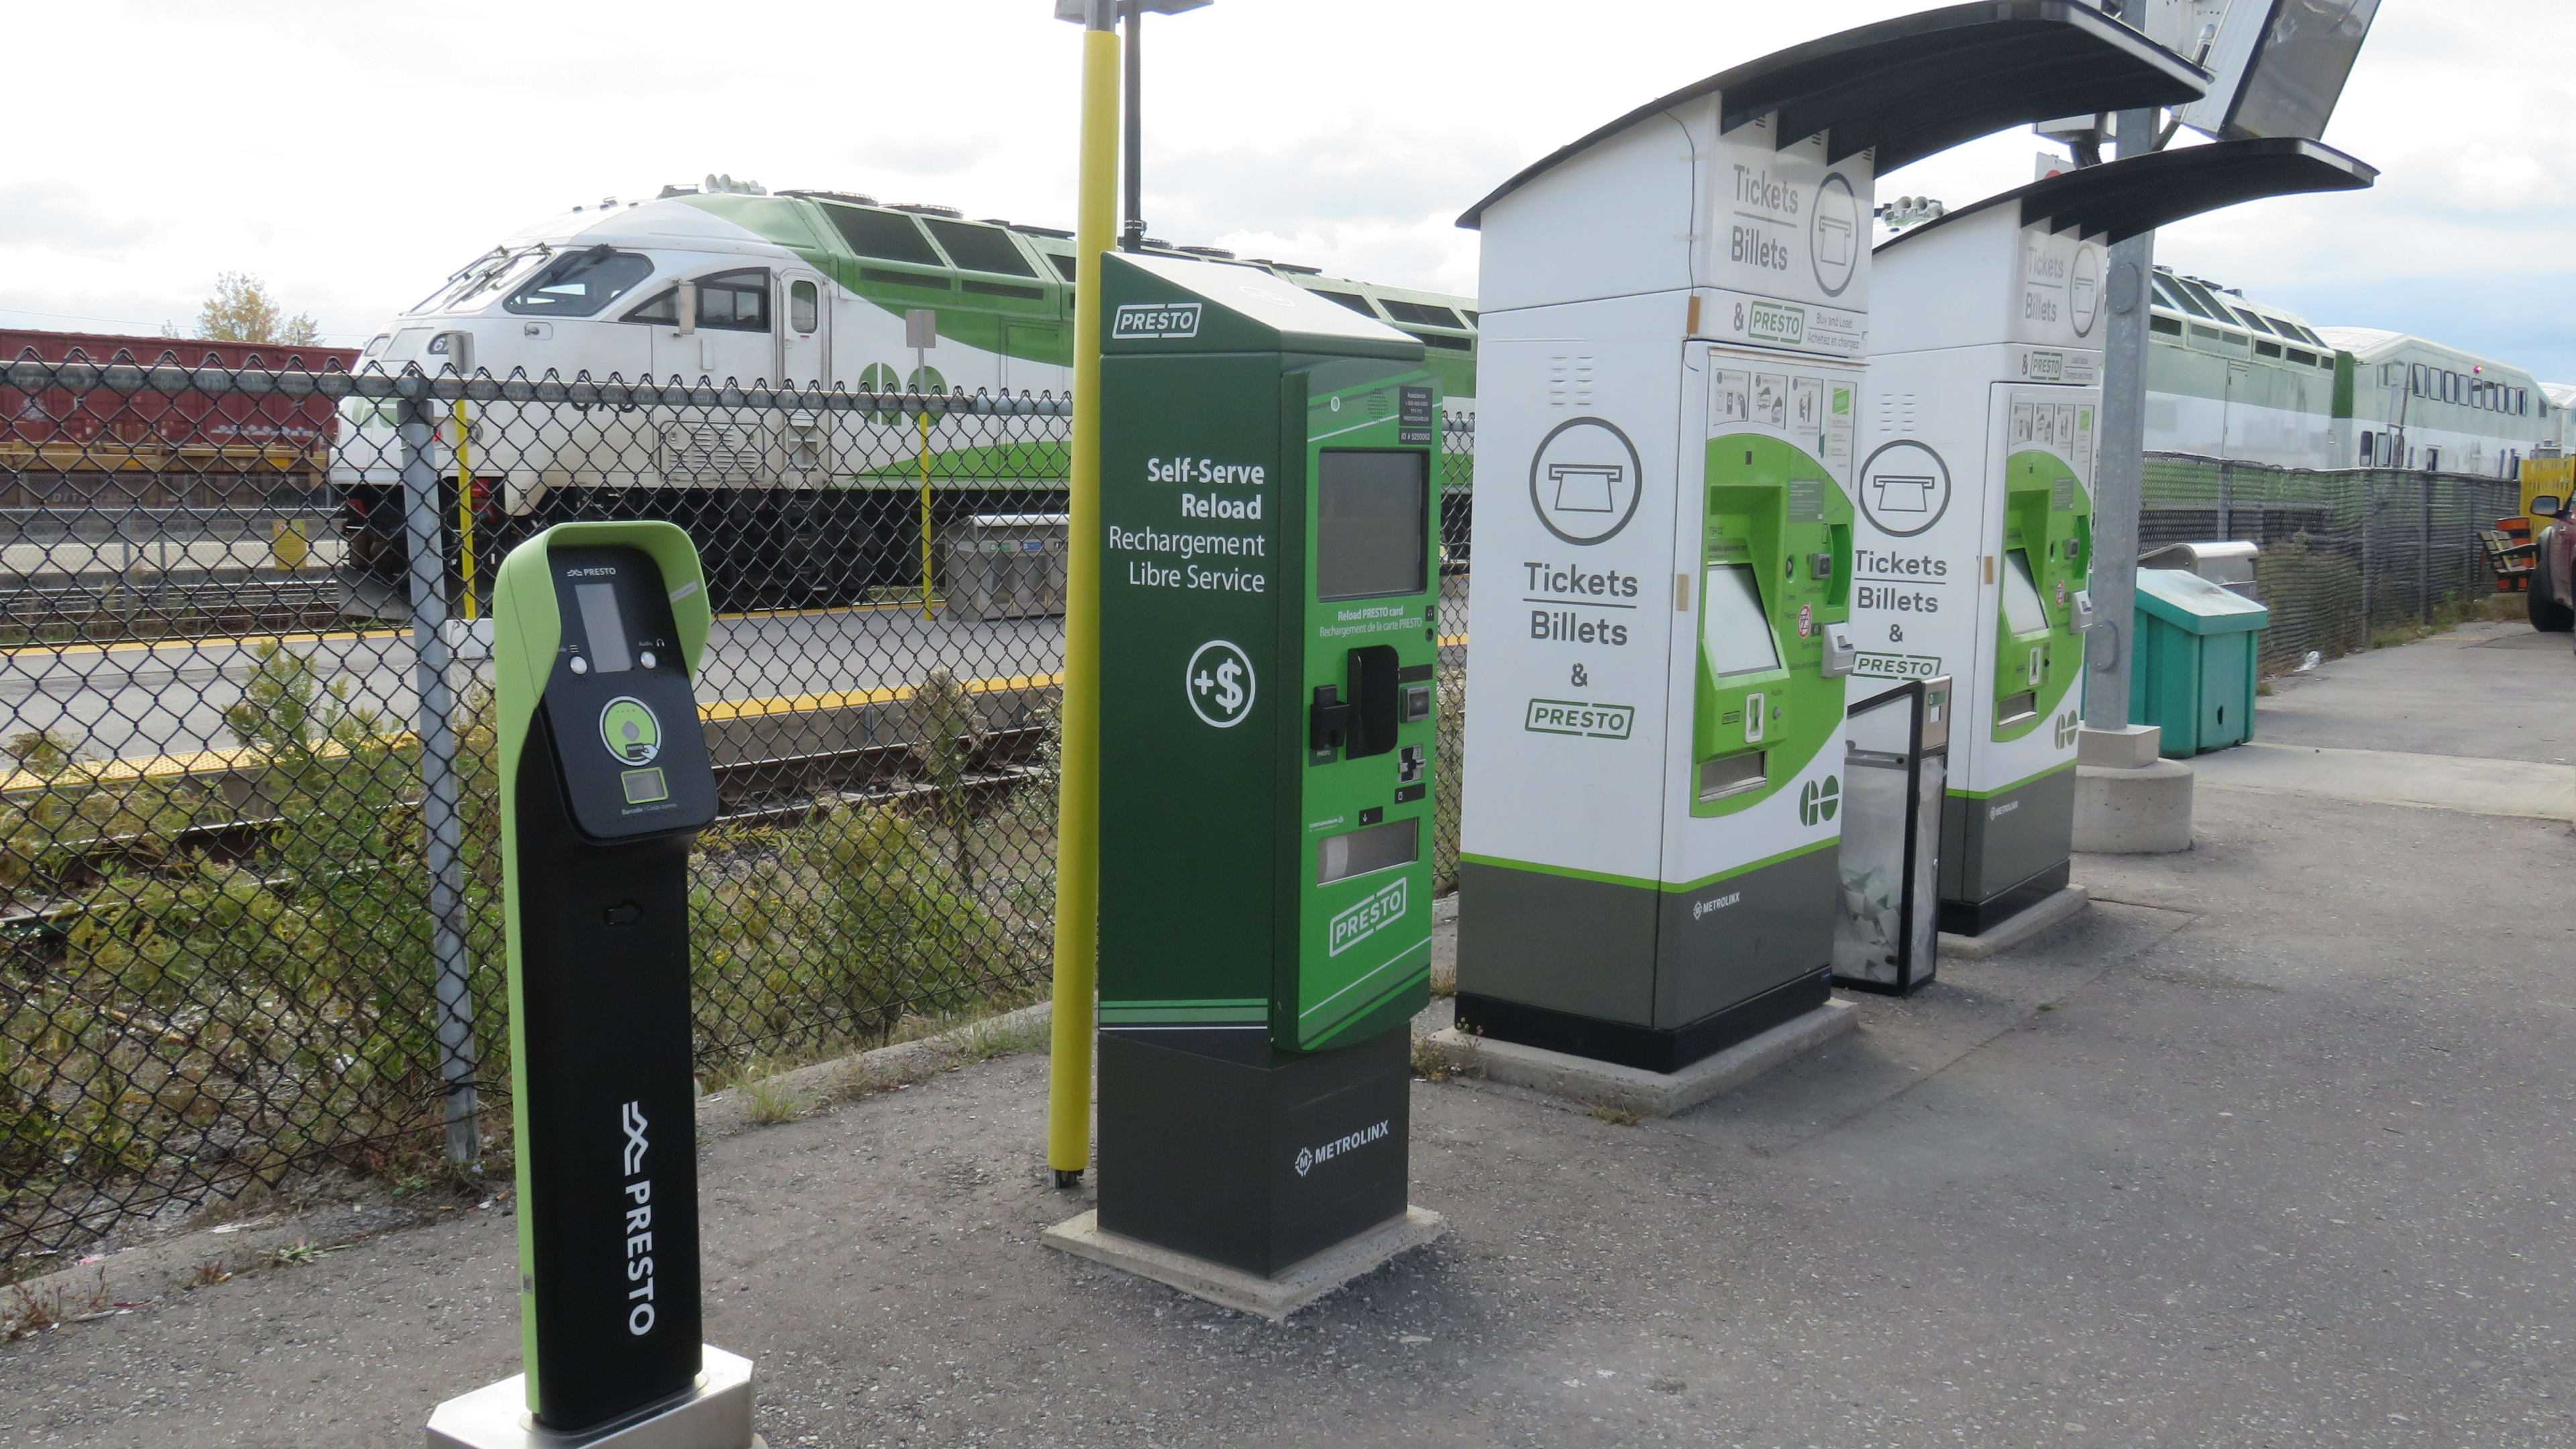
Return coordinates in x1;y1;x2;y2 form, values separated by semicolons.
2131;568;2269;757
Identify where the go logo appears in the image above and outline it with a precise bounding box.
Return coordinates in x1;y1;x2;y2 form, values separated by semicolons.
1799;773;1841;826
2053;710;2080;750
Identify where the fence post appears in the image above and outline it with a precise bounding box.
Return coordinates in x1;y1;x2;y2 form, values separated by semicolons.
398;390;481;1165
2359;472;2373;637
2419;472;2434;626
2216;460;2231;541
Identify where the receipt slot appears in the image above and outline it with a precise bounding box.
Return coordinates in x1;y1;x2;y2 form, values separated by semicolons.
1450;5;2203;1073
1091;252;1440;1277
1853;137;2373;933
427;521;757;1449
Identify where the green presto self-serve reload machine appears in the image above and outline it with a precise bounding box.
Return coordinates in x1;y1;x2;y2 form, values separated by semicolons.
1452;3;2207;1071
427;521;759;1449
1853;136;2375;936
1090;251;1443;1279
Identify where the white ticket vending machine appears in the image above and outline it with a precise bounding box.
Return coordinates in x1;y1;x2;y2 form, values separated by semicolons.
1452;4;2204;1072
1854;137;2375;935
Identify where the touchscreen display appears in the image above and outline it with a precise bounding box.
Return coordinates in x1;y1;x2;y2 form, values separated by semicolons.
576;582;632;672
1316;449;1428;601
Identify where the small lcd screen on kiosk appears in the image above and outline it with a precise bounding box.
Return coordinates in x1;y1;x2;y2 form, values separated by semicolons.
575;582;633;673
1317;449;1429;601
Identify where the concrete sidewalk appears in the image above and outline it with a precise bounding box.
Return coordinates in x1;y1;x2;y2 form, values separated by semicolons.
7;629;2575;1447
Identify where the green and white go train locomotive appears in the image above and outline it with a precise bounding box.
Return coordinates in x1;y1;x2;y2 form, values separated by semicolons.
331;178;1480;613
337;179;2565;614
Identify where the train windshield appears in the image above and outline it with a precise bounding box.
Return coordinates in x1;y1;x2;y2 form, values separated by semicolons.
408;246;549;316
505;248;654;317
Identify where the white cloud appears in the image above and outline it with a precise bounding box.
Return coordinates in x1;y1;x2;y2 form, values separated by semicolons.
3;0;2568;375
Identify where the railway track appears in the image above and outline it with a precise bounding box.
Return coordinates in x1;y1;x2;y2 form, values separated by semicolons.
1;574;348;639
0;727;1053;934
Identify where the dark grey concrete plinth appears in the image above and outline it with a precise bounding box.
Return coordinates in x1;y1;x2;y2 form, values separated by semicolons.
1044;1206;1445;1323
1938;885;2090;959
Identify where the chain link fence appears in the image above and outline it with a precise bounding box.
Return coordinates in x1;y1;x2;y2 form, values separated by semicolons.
4;352;2533;1273
2141;452;2521;672
0;353;1475;1273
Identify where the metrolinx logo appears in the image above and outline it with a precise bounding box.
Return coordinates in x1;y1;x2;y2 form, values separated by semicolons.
1799;773;1841;826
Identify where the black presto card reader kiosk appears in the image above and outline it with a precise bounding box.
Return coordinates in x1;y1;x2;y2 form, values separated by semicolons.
426;521;759;1449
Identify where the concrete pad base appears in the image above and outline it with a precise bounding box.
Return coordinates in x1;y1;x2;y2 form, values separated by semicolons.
1938;885;2090;960
1416;1000;1856;1119
2074;758;2194;853
2078;723;2163;769
425;1346;761;1449
1044;1206;1445;1324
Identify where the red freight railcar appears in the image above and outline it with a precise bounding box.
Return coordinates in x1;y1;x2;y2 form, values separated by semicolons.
2;327;359;507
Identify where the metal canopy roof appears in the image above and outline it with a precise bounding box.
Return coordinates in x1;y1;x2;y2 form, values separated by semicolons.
1882;136;2377;250
1458;2;2208;229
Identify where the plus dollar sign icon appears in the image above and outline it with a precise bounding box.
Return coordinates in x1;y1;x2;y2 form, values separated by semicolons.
1184;640;1256;729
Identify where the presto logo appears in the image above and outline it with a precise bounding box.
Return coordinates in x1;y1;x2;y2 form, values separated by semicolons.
620;1101;657;1337
1111;301;1201;339
1328;877;1408;957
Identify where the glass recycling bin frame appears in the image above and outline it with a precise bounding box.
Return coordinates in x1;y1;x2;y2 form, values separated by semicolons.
1831;677;1951;996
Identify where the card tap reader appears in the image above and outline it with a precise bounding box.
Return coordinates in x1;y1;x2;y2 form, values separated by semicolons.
426;521;755;1449
1091;252;1442;1280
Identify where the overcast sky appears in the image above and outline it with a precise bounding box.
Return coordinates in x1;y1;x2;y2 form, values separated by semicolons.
6;1;2569;378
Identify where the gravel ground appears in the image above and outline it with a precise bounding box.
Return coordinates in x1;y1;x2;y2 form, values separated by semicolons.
5;632;2573;1448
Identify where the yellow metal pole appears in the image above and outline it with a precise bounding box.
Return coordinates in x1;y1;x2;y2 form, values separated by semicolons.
452;398;477;621
919;411;935;619
1047;5;1118;1187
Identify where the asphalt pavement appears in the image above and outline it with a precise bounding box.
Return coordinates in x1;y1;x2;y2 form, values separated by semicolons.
5;623;2573;1446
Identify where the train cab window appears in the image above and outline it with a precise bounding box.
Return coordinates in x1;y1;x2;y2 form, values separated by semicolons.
622;270;770;329
2254;340;2282;358
1314;290;1379;317
693;270;770;330
823;205;945;267
1462;310;1479;327
790;280;820;334
2150;315;2183;335
2411;364;2429;395
1044;252;1079;282
504;247;653;317
924;219;1038;278
2235;311;2276;335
